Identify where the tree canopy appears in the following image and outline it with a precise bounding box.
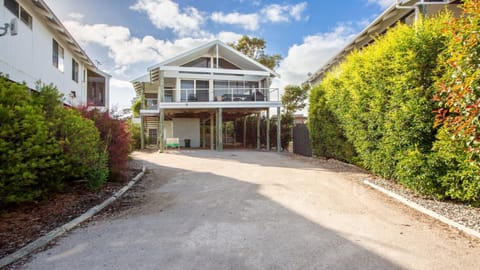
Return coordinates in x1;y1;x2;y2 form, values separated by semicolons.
229;35;282;70
281;84;310;115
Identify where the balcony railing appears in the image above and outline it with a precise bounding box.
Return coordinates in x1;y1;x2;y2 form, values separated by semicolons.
141;88;279;110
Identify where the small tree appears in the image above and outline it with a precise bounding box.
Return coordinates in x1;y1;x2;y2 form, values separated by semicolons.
282;84;309;115
229;35;282;70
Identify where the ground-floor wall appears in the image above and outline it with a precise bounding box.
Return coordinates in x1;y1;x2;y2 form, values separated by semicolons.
143;116;200;148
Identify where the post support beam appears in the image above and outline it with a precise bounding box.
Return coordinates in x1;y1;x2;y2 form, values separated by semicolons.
159;109;164;152
266;109;270;151
277;107;281;152
210;113;214;150
217;108;223;151
257;113;261;149
243;116;247;148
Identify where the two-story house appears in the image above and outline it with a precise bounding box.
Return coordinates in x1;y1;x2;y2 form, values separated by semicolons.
0;0;110;109
131;40;282;152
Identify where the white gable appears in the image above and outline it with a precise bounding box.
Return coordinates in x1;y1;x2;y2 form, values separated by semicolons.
148;40;279;77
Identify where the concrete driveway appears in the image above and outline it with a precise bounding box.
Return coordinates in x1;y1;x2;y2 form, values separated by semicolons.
24;150;480;270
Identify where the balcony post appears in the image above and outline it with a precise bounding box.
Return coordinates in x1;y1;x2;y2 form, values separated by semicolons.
158;70;164;103
257;113;261;149
217;108;223;151
277;107;281;152
210;112;215;150
140;83;145;150
159;109;165;152
266;77;271;101
266;109;270;151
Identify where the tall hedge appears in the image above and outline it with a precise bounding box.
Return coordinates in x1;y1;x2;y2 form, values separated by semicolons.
0;77;110;208
0;77;62;207
309;9;480;203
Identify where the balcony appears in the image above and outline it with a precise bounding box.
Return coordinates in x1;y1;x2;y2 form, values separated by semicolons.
140;88;280;112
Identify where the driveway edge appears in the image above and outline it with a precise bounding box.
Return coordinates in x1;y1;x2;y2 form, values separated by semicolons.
0;165;147;268
363;179;480;240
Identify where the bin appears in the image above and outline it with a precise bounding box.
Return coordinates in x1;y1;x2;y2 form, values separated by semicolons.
184;139;191;148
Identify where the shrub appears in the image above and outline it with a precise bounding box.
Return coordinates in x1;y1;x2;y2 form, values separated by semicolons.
78;107;131;182
127;120;142;151
34;84;109;188
0;77;63;207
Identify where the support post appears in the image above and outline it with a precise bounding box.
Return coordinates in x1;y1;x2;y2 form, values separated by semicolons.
243;116;247;148
140;115;145;150
257;113;261;150
210;113;214;150
159;109;164;152
266;109;270;151
277;107;281;152
217;108;223;151
202;121;206;148
140;83;145;150
158;71;165;152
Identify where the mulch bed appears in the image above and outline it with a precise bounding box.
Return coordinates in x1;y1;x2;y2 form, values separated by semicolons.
0;160;143;259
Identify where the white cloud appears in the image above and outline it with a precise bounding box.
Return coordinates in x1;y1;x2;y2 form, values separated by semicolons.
273;25;356;91
261;2;308;23
367;0;395;9
68;12;84;20
130;0;205;37
210;2;307;30
211;12;259;31
64;20;243;72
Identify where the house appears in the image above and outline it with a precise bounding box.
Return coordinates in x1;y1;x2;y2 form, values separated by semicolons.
131;40;282;152
305;0;462;86
0;0;110;109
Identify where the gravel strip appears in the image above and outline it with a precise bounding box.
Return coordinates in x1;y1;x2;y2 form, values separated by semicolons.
288;153;480;235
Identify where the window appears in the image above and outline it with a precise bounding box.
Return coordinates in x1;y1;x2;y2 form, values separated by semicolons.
52;39;64;72
72;59;79;82
20;7;32;28
87;70;106;106
4;0;19;17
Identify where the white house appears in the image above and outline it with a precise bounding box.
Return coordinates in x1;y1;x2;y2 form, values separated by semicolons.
0;0;110;109
131;40;282;151
305;0;462;86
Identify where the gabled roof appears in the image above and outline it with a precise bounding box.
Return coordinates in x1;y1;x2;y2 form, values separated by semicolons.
25;0;109;76
148;40;279;77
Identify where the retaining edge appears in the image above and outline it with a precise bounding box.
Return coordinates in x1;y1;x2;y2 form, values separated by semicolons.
363;179;480;240
0;165;146;268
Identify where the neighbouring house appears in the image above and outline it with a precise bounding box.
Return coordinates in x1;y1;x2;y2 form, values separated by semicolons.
131;40;282;151
305;0;462;86
0;0;110;109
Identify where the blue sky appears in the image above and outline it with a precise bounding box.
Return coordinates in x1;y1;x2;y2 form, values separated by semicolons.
44;0;394;110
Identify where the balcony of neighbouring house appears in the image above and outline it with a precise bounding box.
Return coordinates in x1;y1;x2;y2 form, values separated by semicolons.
87;70;106;107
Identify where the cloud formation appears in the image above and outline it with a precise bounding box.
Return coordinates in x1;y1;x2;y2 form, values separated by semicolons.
130;0;206;37
367;0;395;9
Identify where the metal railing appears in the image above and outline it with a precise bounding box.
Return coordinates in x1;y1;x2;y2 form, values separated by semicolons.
141;88;279;109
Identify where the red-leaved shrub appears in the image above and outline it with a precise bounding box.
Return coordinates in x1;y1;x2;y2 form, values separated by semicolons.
77;107;131;182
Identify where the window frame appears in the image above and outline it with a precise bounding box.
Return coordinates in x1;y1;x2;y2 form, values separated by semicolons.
72;59;79;82
4;0;19;18
52;39;64;72
19;6;32;29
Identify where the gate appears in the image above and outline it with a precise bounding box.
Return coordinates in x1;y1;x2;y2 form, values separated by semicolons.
293;124;312;157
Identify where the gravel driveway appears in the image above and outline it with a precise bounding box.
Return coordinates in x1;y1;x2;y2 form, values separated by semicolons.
23;150;480;270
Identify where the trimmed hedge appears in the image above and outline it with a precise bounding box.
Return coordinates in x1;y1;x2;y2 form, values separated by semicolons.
309;6;480;203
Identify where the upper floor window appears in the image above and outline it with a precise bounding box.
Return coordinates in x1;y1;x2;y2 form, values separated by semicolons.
20;7;32;29
4;0;32;29
4;0;19;17
52;39;64;72
72;59;79;82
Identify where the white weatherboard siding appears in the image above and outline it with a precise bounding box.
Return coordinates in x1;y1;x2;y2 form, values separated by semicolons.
173;118;200;148
0;1;109;109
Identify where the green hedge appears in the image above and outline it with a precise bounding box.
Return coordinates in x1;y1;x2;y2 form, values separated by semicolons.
0;76;109;208
308;9;480;203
